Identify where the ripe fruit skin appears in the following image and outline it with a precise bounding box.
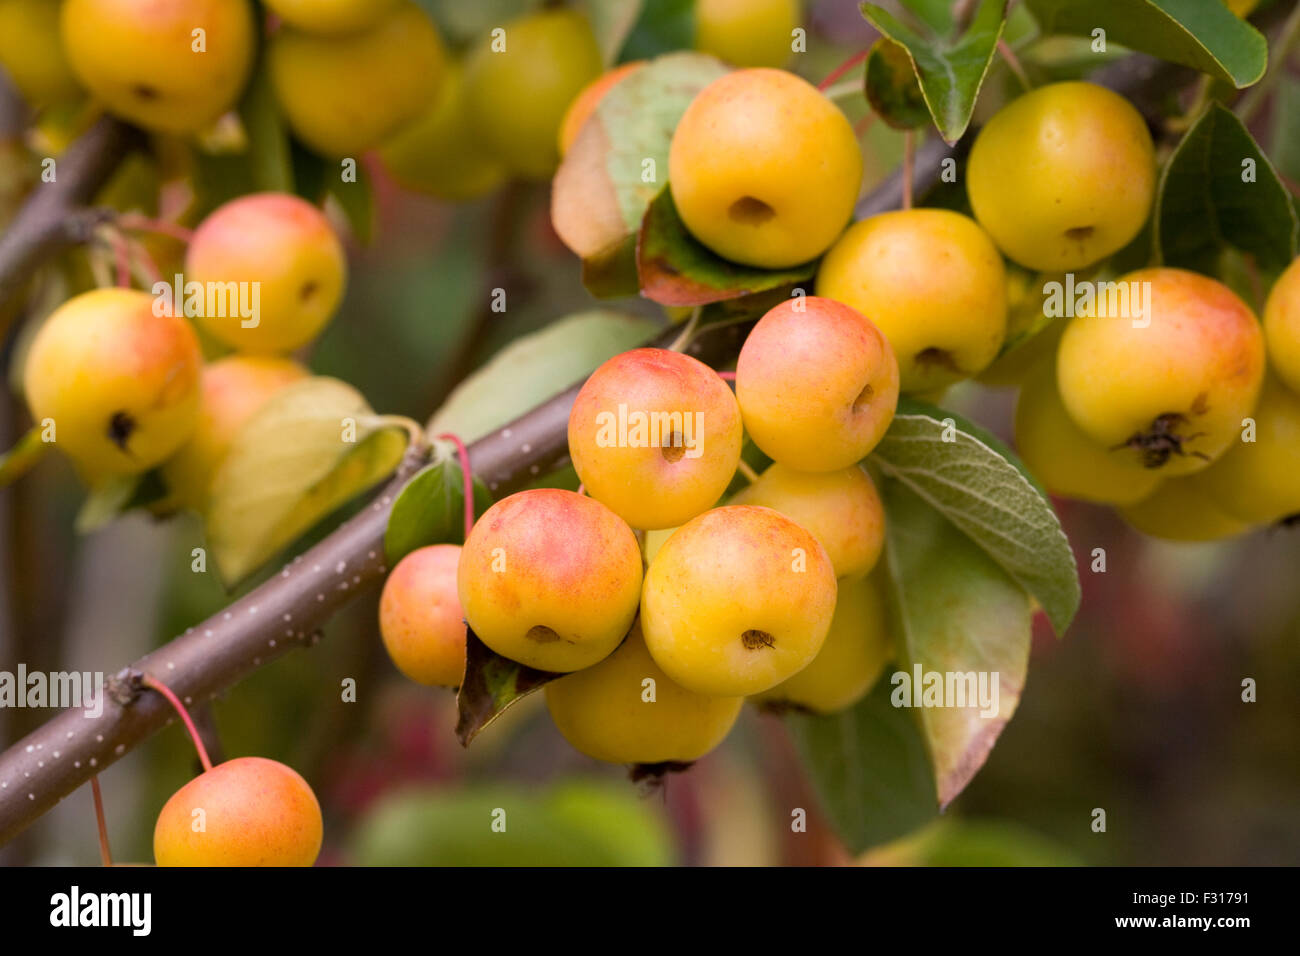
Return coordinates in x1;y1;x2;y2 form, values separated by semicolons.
1118;474;1251;542
1056;268;1265;476
557;60;644;156
754;572;891;714
1263;257;1300;397
457;489;643;672
816;210;1007;393
668;69;862;269
1014;367;1162;506
545;623;743;764
379;544;466;687
24;289;202;478
162;355;308;511
185;193;347;353
269;1;445;156
730;462;885;579
1198;376;1300;525
966;81;1155;271
0;0;82;106
154;757;322;866
61;0;254;133
735;296;899;471
464;8;603;180
641;505;838;697
567;348;743;530
378;60;507;201
264;0;397;34
694;0;798;69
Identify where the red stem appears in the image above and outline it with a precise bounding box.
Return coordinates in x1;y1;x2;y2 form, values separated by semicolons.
111;231;131;288
90;775;112;866
818;49;869;91
117;214;195;244
716;370;736;382
435;433;475;541
902;130;915;210
130;238;162;287
141;674;213;772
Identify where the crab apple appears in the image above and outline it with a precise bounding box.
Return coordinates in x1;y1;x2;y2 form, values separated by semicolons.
162;355;308;511
694;0;799;68
640;505;838;697
668;68;862;268
966;81;1156;272
754;572;891;714
545;622;743;765
1014;367;1162;506
154;757;322;866
184;193;347;353
1055;268;1266;476
457;489;643;672
263;0;397;34
379;544;466;688
1263;257;1300;397
1198;376;1300;526
557;60;644;156
378;60;507;201
24;289;201;478
568;348;742;531
269;0;445;157
464;8;603;180
816;209;1008;393
730;462;885;579
0;0;81;106
1118;474;1251;542
735;296;899;471
60;0;254;133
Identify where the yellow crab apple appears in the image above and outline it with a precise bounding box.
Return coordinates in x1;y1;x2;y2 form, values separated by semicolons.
1198;376;1300;526
1118;474;1252;542
1263;256;1300;397
263;0;397;34
694;0;800;68
379;544;466;688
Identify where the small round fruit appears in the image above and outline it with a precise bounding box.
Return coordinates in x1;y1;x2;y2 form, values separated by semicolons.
1014;367;1162;506
457;489;643;672
162;355;307;511
378;60;507;201
154;757;323;866
668;68;862;268
568;348;743;530
557;60;644;156
735;296;899;471
185;193;347;353
61;0;254;133
641;505;838;697
269;1;445;156
0;0;82;106
730;462;885;578
545;622;743;765
966;81;1156;271
464;8;603;180
1056;268;1265;476
816;209;1008;392
1263;256;1300;397
754;572;891;714
263;0;397;34
1198;376;1300;526
1118;475;1251;542
379;544;466;688
694;0;799;68
24;288;202;477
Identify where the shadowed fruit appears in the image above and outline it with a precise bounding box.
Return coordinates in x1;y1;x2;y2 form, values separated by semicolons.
694;0;799;68
736;296;899;471
154;757;323;866
641;505;838;696
967;81;1155;271
1056;268;1265;476
185;193;347;353
730;462;885;578
61;0;254;133
557;60;644;156
0;0;82;106
816;209;1008;392
457;489;643;672
264;0;397;34
668;68;862;268
379;544;466;687
1118;474;1251;542
545;622;743;764
1263;256;1300;397
568;348;743;530
24;289;202;478
1199;376;1300;526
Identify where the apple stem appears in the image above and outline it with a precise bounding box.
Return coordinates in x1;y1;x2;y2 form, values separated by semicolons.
129;238;162;287
117;214;195;244
575;483;586;496
736;460;759;483
668;307;703;352
902;130;916;210
436;432;476;541
716;370;736;382
107;228;132;289
998;38;1031;91
90;775;112;867
818;49;868;92
141;674;213;773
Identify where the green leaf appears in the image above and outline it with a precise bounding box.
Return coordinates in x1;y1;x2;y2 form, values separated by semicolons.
619;0;694;61
870;404;1079;634
427;309;660;444
862;818;1081;865
578;0;644;64
786;679;939;852
880;479;1032;808
239;57;294;194
866;37;931;130
1024;0;1267;89
455;628;563;745
205;377;408;587
636;187;817;306
1155;102;1299;275
859;0;1008;143
325;162;374;245
1270;75;1300;186
384;452;494;565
